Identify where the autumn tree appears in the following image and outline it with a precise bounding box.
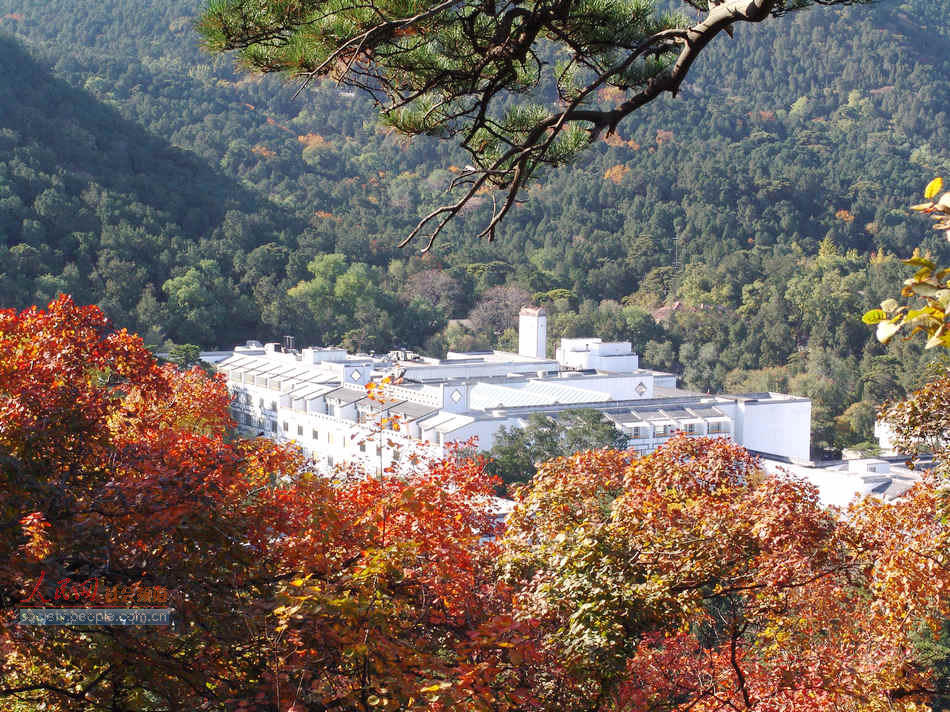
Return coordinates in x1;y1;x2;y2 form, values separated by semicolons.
198;0;868;248
493;436;949;711
4;298;947;711
0;296;503;711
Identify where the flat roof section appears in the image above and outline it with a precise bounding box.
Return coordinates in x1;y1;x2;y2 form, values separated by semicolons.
324;387;368;405
389;401;440;421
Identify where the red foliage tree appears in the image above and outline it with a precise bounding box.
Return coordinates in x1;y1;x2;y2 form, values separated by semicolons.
1;298;945;711
0;297;503;710
494;437;948;712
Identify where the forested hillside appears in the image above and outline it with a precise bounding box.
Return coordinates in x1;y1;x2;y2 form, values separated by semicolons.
0;0;948;452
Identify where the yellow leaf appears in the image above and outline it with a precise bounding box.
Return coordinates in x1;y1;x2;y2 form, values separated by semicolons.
420;682;451;693
925;177;943;200
291;578;306;587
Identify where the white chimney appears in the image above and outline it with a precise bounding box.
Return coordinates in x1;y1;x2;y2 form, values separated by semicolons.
518;306;547;359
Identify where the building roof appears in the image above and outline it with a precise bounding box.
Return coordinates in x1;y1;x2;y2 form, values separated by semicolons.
389;401;440;421
689;405;728;419
324;387;367;405
288;383;337;400
520;380;612;403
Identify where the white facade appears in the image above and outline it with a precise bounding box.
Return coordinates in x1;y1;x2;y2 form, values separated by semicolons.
218;311;812;472
760;457;922;508
556;338;641;372
518;306;547;359
731;394;813;463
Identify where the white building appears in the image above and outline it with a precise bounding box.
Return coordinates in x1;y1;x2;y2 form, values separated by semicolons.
217;307;812;472
760;456;923;508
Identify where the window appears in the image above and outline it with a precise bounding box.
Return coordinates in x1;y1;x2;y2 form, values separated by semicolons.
259;398;264;409
282;421;288;432
297;425;303;436
327;432;333;446
270;401;277;411
709;422;726;435
631;427;642;439
359;442;366;453
685;423;697;434
270;421;277;433
327;456;334;467
312;429;319;440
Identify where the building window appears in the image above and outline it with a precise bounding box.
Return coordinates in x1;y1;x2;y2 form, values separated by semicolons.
327;432;333;446
297;425;303;436
685;423;697;434
270;401;277;411
282;421;288;432
709;422;726;434
259;398;264;408
359;442;366;453
631;427;642;439
327;456;334;467
312;429;319;440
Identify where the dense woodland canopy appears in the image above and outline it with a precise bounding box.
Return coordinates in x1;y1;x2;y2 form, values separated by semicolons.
0;0;949;452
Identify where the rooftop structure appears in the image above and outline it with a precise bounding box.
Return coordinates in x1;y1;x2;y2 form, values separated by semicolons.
218;308;812;473
760;457;924;508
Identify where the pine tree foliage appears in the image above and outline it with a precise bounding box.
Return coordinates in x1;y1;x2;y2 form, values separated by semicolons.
198;0;869;246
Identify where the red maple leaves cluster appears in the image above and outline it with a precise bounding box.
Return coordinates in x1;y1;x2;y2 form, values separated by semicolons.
0;297;946;711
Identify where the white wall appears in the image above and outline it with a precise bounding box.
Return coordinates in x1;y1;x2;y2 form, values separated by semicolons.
519;312;547;359
447;417;523;452
735;397;811;462
556;338;639;372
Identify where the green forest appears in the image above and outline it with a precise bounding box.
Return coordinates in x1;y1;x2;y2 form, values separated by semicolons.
0;0;948;454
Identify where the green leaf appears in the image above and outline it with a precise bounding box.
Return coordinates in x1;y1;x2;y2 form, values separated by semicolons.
862;309;886;325
876;320;901;343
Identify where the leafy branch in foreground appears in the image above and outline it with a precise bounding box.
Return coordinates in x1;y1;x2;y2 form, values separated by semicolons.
864;178;950;348
198;0;868;249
